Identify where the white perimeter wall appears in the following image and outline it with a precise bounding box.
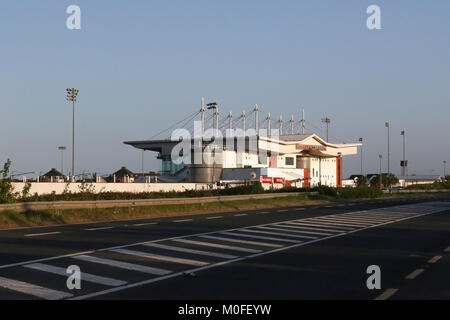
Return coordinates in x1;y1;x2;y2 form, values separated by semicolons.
12;182;214;196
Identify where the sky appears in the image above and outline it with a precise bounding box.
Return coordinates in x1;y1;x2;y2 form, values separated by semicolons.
0;0;449;178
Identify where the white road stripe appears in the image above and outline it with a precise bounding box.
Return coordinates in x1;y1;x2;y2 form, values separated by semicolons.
241;228;318;239
206;216;223;220
278;223;343;233
73;255;171;275
143;243;237;259
287;221;355;231
234;214;248;217
199;235;283;248
133;222;158;226
85;227;113;231
375;289;398;300
24;263;127;286
111;249;208;266
427;256;442;264
277;210;288;212
25;232;61;237
258;226;332;236
173;219;193;223
220;232;301;244
0;276;73;300
173;239;261;253
310;218;373;226
405;268;425;280
306;218;370;227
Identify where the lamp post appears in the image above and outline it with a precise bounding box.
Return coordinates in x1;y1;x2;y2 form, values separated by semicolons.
58;146;66;175
321;117;331;142
379;154;383;188
66;88;79;181
444;161;447;180
359;137;363;177
400;130;407;177
385;122;390;175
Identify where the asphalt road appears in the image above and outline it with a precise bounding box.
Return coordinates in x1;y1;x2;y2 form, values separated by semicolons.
0;195;448;300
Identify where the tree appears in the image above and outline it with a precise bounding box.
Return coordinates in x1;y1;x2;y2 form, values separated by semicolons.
0;159;17;203
356;175;368;187
370;173;399;187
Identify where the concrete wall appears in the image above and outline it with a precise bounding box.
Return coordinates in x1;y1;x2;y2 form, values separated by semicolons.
12;182;214;196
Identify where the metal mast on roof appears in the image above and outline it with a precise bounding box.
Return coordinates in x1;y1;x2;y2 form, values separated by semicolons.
254;104;259;133
228;111;233;130
278;115;283;136
290;115;294;135
267;112;271;137
242;110;246;132
301;109;306;134
201;97;205;137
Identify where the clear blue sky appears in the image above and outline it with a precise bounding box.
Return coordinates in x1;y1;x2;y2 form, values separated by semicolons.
1;1;449;178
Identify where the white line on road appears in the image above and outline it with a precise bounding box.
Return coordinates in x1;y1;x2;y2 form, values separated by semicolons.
206;216;223;220
287;221;356;231
143;243;237;259
111;248;208;266
133;222;158;227
24;232;61;237
258;226;333;236
199;235;283;248
173;238;261;253
173;219;193;223
0;276;73;300
220;232;301;244
24;263;127;286
234;214;248;217
405;268;425;280
241;228;318;239
84;227;113;231
257;212;269;214
277;223;343;233
374;288;398;300
73;255;171;275
277;210;288;212
428;256;442;264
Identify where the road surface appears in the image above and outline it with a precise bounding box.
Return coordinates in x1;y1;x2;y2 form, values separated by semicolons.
0;196;448;300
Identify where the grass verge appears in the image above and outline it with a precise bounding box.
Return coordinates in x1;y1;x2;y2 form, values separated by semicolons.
0;192;447;230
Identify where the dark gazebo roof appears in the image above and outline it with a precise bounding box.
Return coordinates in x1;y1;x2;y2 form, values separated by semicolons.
112;166;135;178
43;168;64;177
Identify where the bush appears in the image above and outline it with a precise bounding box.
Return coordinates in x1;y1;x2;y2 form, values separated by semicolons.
338;187;383;199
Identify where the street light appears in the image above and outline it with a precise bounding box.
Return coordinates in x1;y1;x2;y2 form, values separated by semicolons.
58;146;66;175
358;137;363;177
385;122;390;175
66;88;79;181
444;161;447;180
321;117;331;142
379;154;383;187
400;131;407;177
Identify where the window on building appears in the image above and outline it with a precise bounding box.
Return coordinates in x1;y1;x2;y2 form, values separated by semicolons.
285;157;294;166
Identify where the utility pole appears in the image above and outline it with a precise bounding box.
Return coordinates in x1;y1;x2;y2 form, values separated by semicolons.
228;110;232;130
142;149;145;177
278;115;283;136
267;112;271;137
444;160;447;179
66;88;79;181
321;117;331;142
242;110;246;132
